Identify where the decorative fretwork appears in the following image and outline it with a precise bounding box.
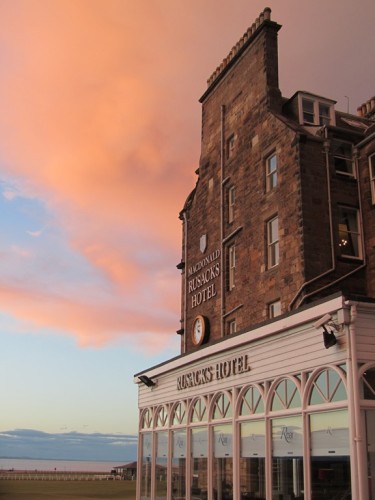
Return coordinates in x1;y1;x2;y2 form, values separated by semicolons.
271;378;301;411
309;368;347;405
240;385;264;416
212;392;232;420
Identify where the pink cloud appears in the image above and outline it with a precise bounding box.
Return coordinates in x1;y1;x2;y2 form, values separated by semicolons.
0;0;374;347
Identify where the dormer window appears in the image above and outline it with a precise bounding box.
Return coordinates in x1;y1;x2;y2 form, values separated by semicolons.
298;93;335;126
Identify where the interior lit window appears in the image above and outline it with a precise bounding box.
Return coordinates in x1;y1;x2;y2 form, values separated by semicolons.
338;206;361;258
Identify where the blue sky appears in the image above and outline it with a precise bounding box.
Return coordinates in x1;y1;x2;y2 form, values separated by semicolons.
0;0;374;461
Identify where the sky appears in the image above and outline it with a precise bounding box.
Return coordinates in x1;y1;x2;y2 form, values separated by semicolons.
0;0;374;461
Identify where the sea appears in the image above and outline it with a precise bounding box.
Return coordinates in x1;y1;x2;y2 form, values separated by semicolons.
0;458;126;473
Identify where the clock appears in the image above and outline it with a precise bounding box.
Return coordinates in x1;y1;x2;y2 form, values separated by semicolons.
192;315;209;346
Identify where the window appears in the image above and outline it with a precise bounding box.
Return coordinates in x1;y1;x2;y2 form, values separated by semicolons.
319;103;331;125
226;134;235;159
228;245;236;290
338;206;361;258
369;154;375;204
228;319;236;334
228;186;235;223
267;216;279;268
302;98;315;124
269;300;281;318
266;153;277;191
300;94;334;126
333;140;354;176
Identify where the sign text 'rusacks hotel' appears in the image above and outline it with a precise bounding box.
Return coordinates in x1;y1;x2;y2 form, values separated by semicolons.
177;354;250;390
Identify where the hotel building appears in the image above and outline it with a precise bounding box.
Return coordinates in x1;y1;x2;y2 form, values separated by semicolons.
135;8;375;499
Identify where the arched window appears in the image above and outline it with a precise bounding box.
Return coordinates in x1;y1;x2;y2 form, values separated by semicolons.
240;385;264;416
171;402;187;426
271;378;301;411
309;368;347;405
141;408;153;429
212;392;232;420
155;405;168;427
190;397;208;423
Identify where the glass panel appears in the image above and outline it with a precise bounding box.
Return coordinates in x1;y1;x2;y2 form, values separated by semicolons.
155;431;168;499
140;432;152;500
272;379;301;411
172;430;186;500
303;99;315;124
310;410;351;499
191;428;208;499
156;406;168;427
272;416;304;499
191;398;207;423
240;386;264;416
310;410;349;456
240;421;266;499
213;393;233;420
333;140;353;175
142;408;153;429
319;103;331;125
267;153;278;190
366;410;375;499
213;424;233;500
309;369;347;405
172;402;187;425
268;216;279;267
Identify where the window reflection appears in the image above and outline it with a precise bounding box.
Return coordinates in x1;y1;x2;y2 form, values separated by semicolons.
213;424;233;500
191;428;208;499
240;421;266;499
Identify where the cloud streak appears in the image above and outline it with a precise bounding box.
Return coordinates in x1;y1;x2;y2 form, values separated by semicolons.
0;429;137;461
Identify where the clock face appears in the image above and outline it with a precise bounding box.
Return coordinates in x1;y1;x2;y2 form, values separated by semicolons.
192;315;207;346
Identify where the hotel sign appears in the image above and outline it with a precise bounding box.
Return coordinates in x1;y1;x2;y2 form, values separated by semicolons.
177;354;250;391
188;249;220;309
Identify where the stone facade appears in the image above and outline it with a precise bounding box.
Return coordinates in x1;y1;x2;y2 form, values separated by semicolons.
178;8;375;353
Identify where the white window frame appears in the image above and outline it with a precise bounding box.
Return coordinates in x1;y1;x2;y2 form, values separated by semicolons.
369;154;375;204
228;245;236;290
333;140;355;177
228;186;235;223
267;216;279;268
266;153;277;191
338;206;362;259
269;300;281;319
298;94;335;126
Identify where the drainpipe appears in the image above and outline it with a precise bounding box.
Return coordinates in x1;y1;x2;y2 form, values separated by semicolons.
345;301;366;499
182;211;188;353
220;104;225;338
288;127;335;310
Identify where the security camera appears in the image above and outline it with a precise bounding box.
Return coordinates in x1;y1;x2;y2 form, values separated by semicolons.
313;313;332;329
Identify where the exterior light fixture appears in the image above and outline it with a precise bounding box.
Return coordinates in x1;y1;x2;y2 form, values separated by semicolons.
138;375;156;387
313;313;338;349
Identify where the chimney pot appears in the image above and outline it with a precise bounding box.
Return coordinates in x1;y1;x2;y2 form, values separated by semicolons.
357;106;363;117
263;7;271;20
